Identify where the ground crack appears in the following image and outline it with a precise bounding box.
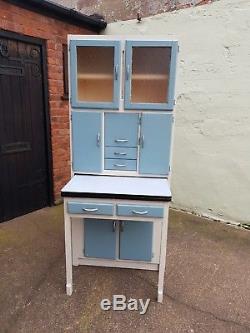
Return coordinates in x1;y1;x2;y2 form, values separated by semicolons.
166;292;250;332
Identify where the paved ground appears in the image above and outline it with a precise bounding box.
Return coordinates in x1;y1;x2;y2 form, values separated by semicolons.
0;205;249;333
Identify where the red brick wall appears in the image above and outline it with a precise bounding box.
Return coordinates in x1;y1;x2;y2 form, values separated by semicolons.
0;0;94;203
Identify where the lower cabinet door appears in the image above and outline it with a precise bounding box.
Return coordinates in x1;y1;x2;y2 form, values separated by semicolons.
119;221;153;261
84;219;116;259
139;113;173;175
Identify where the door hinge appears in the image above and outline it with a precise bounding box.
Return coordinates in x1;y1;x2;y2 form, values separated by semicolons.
70;114;72;121
178;45;180;53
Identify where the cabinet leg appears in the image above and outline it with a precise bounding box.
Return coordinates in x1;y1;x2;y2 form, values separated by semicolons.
157;207;169;303
157;289;163;303
66;283;73;296
64;203;73;296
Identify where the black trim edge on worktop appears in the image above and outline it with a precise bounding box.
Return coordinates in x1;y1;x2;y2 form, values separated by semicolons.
61;191;172;202
5;0;107;32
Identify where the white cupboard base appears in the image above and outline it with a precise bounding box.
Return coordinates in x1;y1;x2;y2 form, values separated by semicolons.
63;193;170;303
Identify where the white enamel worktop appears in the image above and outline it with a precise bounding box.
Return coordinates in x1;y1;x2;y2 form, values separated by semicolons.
61;175;171;201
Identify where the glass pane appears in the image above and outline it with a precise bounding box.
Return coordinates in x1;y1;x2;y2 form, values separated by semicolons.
77;46;114;103
131;47;171;104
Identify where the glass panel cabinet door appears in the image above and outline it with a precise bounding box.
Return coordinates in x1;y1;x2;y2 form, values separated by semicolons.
124;41;178;110
70;40;121;109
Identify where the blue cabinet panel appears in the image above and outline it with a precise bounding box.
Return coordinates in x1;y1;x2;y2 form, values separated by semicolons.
117;204;164;218
68;202;114;216
72;111;102;173
105;147;137;160
84;219;116;259
105;159;137;171
105;113;139;147
119;221;153;261
124;40;178;110
139;113;173;175
70;40;121;109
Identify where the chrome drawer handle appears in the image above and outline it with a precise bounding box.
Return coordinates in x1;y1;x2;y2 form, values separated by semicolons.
132;210;148;215
114;164;126;167
126;65;130;81
114;152;127;156
82;208;98;212
115;139;128;143
114;64;119;80
96;132;101;147
112;221;116;232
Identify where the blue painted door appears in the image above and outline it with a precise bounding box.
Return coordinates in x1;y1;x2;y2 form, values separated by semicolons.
105;113;139;147
139;113;173;175
70;39;121;109
124;40;178;110
84;219;116;259
119;221;153;261
72;111;102;173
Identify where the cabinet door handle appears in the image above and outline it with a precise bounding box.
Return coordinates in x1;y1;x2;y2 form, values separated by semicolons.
114;64;118;80
112;221;116;232
114;152;127;156
115;139;128;143
132;210;148;215
96;132;101;147
82;208;98;212
114;164;126;167
120;221;125;232
140;135;144;148
126;65;130;80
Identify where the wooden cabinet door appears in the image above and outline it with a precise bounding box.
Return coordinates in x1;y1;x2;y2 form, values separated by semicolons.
139;113;173;175
119;221;153;261
124;40;178;110
72;111;102;173
104;113;139;147
70;39;121;109
84;219;116;259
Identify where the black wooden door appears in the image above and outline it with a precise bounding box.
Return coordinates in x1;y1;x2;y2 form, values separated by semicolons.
0;35;51;222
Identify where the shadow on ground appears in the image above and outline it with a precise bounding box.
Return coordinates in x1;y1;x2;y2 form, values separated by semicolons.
0;205;249;333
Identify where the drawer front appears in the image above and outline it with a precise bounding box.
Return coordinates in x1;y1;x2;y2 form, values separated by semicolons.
104;159;137;171
68;202;114;216
105;147;137;160
117;204;164;218
105;113;139;147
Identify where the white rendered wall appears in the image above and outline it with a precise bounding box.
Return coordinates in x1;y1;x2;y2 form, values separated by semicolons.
105;0;250;224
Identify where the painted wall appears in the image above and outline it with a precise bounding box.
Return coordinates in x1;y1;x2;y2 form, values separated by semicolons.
53;0;213;22
105;0;250;224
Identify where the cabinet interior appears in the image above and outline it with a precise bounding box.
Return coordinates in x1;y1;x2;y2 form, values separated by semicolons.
77;46;114;102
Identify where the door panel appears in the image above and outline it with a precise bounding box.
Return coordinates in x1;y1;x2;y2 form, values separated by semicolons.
70;40;121;109
72;112;102;173
84;219;116;259
139;113;173;175
119;221;153;261
104;113;139;147
0;35;50;222
124;40;178;110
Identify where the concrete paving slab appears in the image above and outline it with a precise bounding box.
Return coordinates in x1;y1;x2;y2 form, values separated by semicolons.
0;206;249;333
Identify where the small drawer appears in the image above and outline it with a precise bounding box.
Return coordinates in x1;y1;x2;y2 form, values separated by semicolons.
105;147;137;160
104;159;137;171
68;202;114;216
117;204;164;218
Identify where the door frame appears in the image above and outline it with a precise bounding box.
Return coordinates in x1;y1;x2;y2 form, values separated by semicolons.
0;29;54;206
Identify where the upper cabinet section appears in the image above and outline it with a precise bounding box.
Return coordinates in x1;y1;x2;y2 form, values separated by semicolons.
124;41;178;110
70;40;121;109
69;37;178;111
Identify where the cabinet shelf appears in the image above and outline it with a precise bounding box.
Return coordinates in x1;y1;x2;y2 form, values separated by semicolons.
78;73;114;80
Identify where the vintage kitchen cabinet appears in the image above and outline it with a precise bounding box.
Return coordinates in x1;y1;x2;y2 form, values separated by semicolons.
62;35;178;303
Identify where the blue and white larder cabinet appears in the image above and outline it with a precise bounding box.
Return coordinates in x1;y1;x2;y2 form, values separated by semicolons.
62;35;178;303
